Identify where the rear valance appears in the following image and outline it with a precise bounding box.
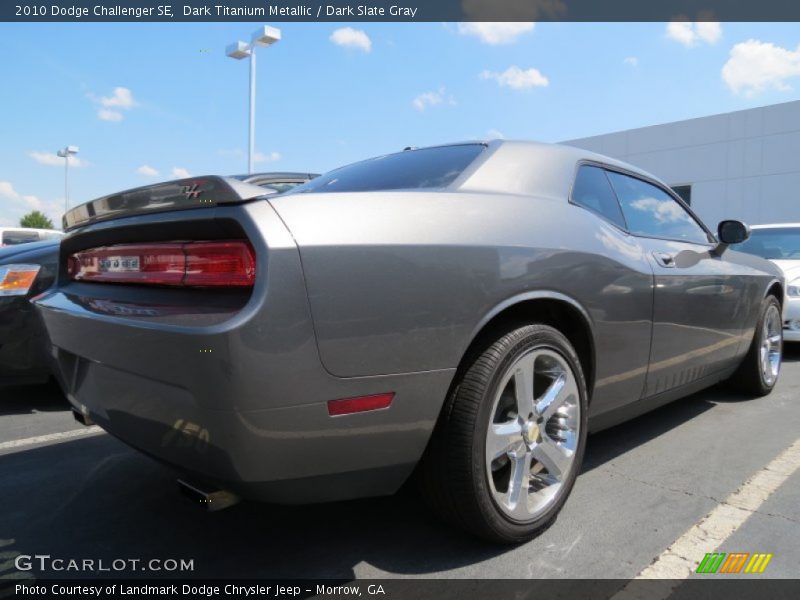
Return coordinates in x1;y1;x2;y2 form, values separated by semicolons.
63;176;271;232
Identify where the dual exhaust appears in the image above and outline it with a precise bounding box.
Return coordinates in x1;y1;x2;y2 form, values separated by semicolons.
72;409;240;512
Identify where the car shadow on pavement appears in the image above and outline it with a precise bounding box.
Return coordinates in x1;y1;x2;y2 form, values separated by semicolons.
782;342;800;363
0;386;732;580
0;380;68;416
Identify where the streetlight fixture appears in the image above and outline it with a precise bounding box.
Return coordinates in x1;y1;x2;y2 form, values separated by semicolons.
226;25;281;174
56;145;79;215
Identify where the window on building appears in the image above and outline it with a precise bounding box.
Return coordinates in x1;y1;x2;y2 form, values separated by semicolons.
571;165;627;229
671;185;692;206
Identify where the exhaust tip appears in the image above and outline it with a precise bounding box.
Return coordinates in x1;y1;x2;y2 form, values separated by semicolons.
177;479;240;512
72;409;94;427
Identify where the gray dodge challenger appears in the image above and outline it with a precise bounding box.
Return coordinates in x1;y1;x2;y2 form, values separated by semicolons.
35;141;784;542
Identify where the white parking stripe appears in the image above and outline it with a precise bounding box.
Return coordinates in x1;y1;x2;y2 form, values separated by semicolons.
613;438;800;598
0;426;103;451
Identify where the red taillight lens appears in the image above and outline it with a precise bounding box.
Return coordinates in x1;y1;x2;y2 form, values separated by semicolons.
327;393;395;416
68;240;255;287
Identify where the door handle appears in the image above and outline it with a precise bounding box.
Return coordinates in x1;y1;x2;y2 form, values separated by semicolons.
653;251;676;268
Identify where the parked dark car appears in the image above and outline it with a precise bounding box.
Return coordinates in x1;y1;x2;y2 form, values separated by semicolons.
34;142;783;542
0;173;316;389
0;239;59;386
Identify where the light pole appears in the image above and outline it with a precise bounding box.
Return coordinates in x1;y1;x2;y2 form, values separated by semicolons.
56;145;79;214
226;26;281;174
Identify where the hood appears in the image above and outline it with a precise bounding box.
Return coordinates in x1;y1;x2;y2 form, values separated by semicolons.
0;238;59;263
770;259;800;283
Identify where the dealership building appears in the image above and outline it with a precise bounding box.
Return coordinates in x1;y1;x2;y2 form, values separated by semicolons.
564;100;800;228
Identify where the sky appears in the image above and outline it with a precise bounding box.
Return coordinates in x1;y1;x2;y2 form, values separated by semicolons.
1;21;800;228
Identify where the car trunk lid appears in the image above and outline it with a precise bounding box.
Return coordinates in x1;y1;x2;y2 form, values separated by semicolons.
63;176;271;231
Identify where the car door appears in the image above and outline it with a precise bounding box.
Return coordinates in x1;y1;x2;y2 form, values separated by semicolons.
605;169;749;398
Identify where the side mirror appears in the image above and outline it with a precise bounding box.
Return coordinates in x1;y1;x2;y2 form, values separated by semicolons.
715;220;750;255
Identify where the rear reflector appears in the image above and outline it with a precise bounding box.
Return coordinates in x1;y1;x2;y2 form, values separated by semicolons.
0;264;41;296
327;393;395;416
67;241;255;287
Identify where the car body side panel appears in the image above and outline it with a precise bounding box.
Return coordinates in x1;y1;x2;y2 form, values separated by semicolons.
269;191;655;417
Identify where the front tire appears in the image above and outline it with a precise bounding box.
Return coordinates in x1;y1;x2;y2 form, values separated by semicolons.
417;324;588;543
730;295;783;397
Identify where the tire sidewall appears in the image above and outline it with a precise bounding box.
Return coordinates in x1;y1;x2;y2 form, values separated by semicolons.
470;325;589;541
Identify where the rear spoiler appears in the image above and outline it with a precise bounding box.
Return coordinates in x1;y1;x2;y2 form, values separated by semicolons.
63;176;272;232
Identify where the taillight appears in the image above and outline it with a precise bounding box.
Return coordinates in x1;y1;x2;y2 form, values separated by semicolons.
327;393;395;416
67;241;255;287
0;264;41;296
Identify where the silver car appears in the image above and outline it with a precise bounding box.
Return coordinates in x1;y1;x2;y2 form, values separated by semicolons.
35;141;784;543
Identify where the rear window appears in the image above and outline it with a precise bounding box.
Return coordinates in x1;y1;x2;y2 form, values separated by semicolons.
288;144;485;194
2;230;40;245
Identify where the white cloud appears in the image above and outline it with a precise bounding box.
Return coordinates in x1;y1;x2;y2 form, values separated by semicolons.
487;129;505;139
0;180;56;227
89;86;137;121
722;39;800;96
254;151;282;163
480;66;549;90
137;165;159;177
0;181;19;199
624;56;639;67
97;108;123;122
171;167;191;179
412;87;456;111
99;87;136;109
457;22;534;45
666;20;722;47
29;151;88;167
330;27;372;52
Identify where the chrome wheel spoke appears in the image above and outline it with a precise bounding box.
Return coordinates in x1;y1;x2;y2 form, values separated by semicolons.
532;439;571;480
506;452;532;517
488;421;523;460
513;354;536;418
535;373;567;420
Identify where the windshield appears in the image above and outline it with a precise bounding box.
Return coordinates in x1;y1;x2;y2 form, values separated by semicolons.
732;227;800;260
287;144;486;195
1;230;40;246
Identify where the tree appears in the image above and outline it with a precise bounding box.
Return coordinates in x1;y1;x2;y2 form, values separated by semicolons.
20;211;55;230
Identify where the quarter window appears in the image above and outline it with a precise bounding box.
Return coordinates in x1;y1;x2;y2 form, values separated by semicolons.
571;165;626;229
606;172;710;244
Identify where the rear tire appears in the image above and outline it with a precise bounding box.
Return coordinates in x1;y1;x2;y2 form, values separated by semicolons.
417;324;588;543
729;295;783;397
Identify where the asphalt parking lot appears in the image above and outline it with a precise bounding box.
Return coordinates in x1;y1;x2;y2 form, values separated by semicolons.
1;349;799;582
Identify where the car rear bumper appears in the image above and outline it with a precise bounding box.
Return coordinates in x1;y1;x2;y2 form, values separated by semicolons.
53;344;451;502
35;202;454;502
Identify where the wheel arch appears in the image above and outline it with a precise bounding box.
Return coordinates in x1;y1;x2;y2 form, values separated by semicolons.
457;292;597;402
766;279;784;307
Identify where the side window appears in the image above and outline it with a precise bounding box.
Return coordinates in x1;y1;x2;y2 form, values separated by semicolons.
606;171;710;244
571;165;626;229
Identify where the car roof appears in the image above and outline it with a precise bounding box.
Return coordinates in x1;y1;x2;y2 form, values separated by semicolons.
454;139;668;199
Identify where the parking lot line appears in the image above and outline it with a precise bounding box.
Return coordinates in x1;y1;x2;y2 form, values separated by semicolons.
0;426;103;452
613;437;800;596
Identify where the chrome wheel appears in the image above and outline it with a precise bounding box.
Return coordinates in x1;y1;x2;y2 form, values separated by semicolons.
760;304;782;386
485;347;580;521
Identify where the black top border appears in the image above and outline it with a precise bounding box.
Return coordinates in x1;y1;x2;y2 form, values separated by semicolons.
4;1;800;22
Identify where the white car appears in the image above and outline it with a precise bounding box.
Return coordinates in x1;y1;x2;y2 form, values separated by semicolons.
733;223;800;341
0;227;63;247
